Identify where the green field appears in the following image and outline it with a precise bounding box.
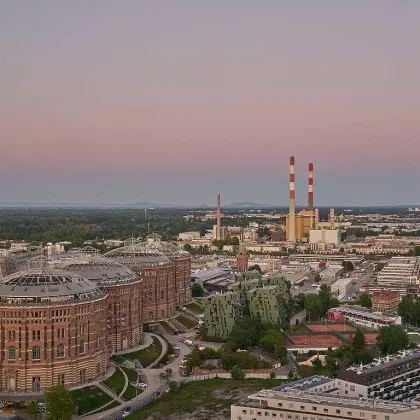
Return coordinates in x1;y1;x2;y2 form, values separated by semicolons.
176;314;198;329
102;367;126;395
122;337;163;367
128;378;286;420
72;385;114;415
121;366;142;401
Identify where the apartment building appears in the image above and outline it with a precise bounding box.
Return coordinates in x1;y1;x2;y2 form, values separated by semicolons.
372;290;400;314
338;350;420;403
232;375;420;420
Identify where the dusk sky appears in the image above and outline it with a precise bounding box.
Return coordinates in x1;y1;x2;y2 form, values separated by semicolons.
1;1;419;206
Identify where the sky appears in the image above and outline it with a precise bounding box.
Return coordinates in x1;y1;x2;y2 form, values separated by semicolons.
1;1;419;206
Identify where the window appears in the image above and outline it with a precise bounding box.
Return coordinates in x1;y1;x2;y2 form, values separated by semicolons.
360;413;365;418
32;376;41;392
96;336;99;350
80;369;86;384
347;413;353;417
57;343;64;358
79;340;85;354
385;417;389;420
161;290;164;300
32;330;41;340
8;330;16;340
336;410;341;414
8;346;16;360
32;346;41;360
323;409;328;413
372;416;376;420
242;411;247;414
58;374;65;385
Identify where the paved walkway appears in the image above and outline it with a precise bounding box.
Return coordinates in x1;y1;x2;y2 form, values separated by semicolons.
113;332;153;356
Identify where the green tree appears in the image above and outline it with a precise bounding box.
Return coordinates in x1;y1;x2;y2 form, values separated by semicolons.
249;264;262;273
192;283;204;297
259;329;284;353
330;298;340;308
377;325;409;355
296;293;306;309
45;385;76;420
311;357;323;371
342;261;354;272
169;380;178;392
414;246;420;256
304;295;324;320
26;401;42;420
352;328;366;352
359;293;372;308
318;285;332;314
231;366;246;380
276;345;288;365
325;354;337;377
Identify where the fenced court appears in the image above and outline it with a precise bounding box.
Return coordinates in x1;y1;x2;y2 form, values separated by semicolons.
290;334;342;346
306;323;354;333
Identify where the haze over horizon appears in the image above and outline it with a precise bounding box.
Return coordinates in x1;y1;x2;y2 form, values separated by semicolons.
1;1;419;207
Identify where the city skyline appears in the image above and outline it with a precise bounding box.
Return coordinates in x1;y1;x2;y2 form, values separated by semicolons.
1;1;419;206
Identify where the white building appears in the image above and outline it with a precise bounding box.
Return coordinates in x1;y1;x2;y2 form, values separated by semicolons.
331;277;352;296
377;257;420;288
310;229;341;246
178;231;201;241
320;266;344;282
231;375;420;420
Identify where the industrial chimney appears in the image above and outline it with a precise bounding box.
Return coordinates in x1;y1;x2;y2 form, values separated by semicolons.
308;163;314;210
288;156;296;242
329;208;335;229
216;192;221;240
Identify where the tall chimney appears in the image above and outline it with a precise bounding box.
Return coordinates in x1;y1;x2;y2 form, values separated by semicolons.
216;192;221;240
288;156;296;242
308;163;314;210
329;208;335;229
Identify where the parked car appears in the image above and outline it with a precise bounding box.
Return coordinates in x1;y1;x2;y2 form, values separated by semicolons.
121;407;131;418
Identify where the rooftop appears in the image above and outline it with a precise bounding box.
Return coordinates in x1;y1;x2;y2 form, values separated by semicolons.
272;376;331;392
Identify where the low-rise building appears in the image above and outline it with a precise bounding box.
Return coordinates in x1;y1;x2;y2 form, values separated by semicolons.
320;266;344;282
372;290;400;314
178;231;201;241
327;306;401;330
377;257;420;289
330;277;352;296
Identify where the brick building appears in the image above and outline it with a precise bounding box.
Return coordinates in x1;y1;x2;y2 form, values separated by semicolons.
372;290;400;314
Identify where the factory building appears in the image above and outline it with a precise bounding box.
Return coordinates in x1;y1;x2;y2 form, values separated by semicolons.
286;158;320;242
232;375;420;420
0;268;108;394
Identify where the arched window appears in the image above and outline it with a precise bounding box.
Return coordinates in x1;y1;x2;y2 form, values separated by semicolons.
32;346;41;360
8;346;16;360
79;340;85;354
57;343;64;358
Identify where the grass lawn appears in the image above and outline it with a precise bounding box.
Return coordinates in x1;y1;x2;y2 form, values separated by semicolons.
123;337;163;366
121;366;142;400
185;302;204;315
128;378;286;420
176;314;198;329
102;367;126;395
88;400;121;415
159;320;176;333
71;385;114;415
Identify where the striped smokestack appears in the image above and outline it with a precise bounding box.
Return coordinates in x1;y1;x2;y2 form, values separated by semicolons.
308;162;314;210
288;156;296;242
216;192;221;240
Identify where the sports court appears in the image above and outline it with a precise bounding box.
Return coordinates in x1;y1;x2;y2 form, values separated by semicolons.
307;323;354;332
291;334;342;346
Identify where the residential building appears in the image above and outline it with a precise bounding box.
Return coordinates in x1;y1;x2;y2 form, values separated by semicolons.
232;375;420;420
372;290;400;314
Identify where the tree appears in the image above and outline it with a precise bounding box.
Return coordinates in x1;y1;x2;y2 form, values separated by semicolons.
325;354;337;378
249;264;262;273
311;357;322;371
342;261;354;272
352;328;366;352
45;385;76;420
314;273;321;283
259;329;284;353
26;401;42;420
318;285;332;314
169;380;178;392
377;325;409;355
192;283;204;297
231;366;246;380
165;368;173;378
359;293;372;308
330;298;340;308
304;295;324;320
415;246;420;256
276;345;288;365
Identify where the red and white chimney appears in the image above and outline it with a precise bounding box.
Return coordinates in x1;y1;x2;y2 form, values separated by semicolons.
288;156;296;242
308;163;314;210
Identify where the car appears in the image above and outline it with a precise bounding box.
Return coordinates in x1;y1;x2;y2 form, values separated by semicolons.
138;383;148;388
121;407;131;418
